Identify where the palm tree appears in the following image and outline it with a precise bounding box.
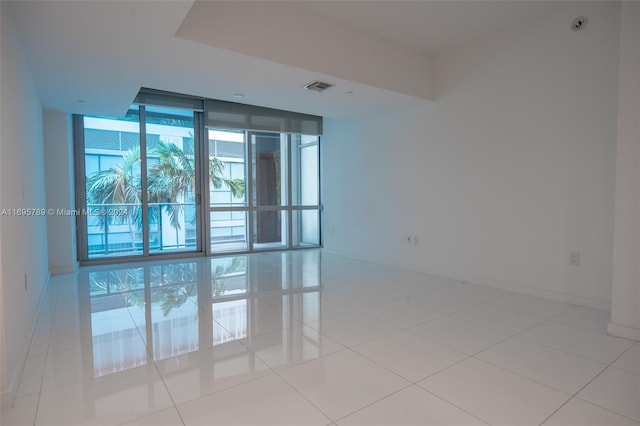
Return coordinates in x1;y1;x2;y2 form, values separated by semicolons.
147;141;195;231
86;146;142;248
87;142;245;250
147;141;245;230
209;155;245;199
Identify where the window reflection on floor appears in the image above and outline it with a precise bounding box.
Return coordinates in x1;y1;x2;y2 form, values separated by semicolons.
80;251;323;379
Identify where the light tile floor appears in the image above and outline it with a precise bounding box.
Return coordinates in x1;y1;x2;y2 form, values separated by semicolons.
1;250;638;426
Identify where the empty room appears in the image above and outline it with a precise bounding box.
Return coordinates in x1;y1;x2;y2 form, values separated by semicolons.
1;1;640;425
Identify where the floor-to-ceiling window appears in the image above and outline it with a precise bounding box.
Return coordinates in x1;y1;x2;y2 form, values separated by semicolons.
81;107;144;257
77;105;202;260
251;132;287;250
144;106;199;254
207;130;321;254
292;134;321;247
208;130;249;253
75;90;322;263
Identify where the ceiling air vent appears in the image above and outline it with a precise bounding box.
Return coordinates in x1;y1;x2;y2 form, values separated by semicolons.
303;81;333;92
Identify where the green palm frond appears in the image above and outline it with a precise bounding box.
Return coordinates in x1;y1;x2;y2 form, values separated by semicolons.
209;157;225;189
86;147;142;228
226;178;245;198
148;141;196;230
87;141;245;235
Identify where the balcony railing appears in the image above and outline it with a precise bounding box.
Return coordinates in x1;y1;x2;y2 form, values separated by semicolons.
86;203;247;257
87;202;196;256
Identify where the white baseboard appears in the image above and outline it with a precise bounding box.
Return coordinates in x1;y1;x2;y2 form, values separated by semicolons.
608;322;640;341
1;328;29;411
1;389;16;411
321;248;611;312
1;272;51;410
450;274;611;312
50;262;79;275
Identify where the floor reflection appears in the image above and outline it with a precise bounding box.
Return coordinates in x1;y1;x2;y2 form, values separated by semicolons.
80;250;324;379
12;250;621;426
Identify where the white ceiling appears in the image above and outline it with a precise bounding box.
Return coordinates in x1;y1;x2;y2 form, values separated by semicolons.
296;1;563;55
7;1;565;119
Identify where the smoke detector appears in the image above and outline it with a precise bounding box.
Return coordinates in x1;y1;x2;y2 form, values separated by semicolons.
303;81;333;92
571;16;587;31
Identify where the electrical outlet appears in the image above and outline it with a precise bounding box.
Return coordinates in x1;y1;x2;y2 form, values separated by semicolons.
569;251;580;266
406;235;412;244
413;235;420;245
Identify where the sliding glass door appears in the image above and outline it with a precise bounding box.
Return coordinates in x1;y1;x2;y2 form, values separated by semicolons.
145;107;199;254
76;91;322;263
208;129;248;253
81;108;144;258
78;106;202;261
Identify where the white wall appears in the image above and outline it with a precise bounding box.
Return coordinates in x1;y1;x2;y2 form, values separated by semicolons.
0;3;50;407
609;2;640;340
323;2;619;310
44;109;78;275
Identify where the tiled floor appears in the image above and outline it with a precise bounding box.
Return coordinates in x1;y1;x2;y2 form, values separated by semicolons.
2;250;639;426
